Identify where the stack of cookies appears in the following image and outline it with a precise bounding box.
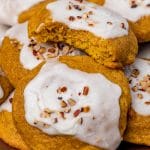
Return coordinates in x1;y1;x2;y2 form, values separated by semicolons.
0;0;149;150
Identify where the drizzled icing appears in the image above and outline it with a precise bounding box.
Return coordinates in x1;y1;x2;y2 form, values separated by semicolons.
125;58;150;115
24;60;122;150
104;0;150;22
138;43;150;60
0;0;44;25
5;22;83;70
0;85;4;99
46;0;129;39
0;91;14;112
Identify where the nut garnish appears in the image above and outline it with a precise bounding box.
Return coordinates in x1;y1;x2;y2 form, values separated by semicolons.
120;23;126;30
40;108;52;118
131;69;140;78
73;109;81;117
68;99;76;106
60;100;68;108
137;93;143;99
131;85;138;92
145;101;150;105
29;38;82;61
69;16;75;21
59;112;66;119
57;86;68;93
83;86;89;96
107;21;112;25
81;106;90;113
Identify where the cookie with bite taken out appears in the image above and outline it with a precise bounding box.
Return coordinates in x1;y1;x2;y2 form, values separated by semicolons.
27;0;138;69
0;22;83;87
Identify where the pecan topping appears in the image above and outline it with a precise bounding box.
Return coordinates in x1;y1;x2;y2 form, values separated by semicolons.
69;16;75;21
68;99;76;106
81;106;90;113
83;86;89;96
131;69;140;78
145;101;150;105
137;93;143;99
60;100;68;108
74;109;81;117
57;86;67;93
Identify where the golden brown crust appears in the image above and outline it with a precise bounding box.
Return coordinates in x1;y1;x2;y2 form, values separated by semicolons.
28;3;138;69
0;111;28;150
13;56;131;150
124;108;150;146
0;75;13;104
129;16;150;43
0;37;30;87
18;0;53;24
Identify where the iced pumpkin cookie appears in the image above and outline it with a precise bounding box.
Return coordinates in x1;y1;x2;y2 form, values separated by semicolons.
138;42;150;60
0;0;49;26
0;69;13;104
0;22;83;87
0;91;28;150
28;0;138;69
93;0;150;42
13;56;131;150
124;58;150;145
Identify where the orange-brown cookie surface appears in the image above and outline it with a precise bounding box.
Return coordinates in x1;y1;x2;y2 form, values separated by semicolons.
28;0;138;69
0;92;28;150
124;58;150;145
0;72;13;104
13;56;131;150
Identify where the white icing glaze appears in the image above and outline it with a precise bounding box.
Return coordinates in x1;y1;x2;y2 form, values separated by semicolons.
138;43;150;60
125;58;150;115
6;22;83;70
0;91;14;112
104;0;150;22
0;24;9;44
6;22;42;70
0;85;4;99
46;0;129;39
0;0;44;26
24;60;122;150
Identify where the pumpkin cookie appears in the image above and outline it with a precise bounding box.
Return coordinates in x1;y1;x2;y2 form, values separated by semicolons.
13;56;131;150
0;69;13;104
93;0;150;42
0;91;28;150
28;0;138;69
0;22;83;87
124;58;150;145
